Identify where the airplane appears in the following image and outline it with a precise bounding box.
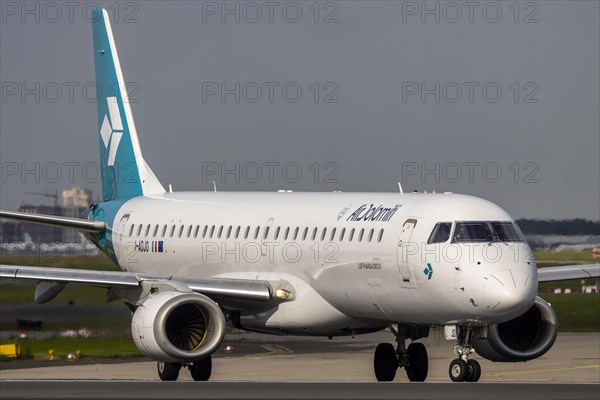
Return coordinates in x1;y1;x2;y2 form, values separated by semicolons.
1;8;598;383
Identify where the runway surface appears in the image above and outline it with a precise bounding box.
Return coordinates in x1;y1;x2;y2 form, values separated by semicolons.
1;381;599;400
1;332;598;399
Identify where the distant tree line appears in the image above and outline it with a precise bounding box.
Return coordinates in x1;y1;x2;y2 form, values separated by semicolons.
516;219;600;236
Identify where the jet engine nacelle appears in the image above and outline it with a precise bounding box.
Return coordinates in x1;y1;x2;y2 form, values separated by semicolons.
131;291;225;363
473;296;558;362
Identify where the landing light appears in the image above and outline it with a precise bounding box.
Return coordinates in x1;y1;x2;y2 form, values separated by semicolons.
275;289;293;300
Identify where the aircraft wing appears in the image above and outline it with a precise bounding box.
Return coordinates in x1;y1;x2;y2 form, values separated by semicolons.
537;264;600;282
0;210;104;232
0;264;276;305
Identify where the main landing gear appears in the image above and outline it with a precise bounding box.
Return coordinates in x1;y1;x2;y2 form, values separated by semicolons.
157;356;212;381
373;325;430;382
448;326;481;383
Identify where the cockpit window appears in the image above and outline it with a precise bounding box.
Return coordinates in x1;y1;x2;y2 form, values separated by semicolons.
453;222;493;243
428;222;452;244
491;222;525;242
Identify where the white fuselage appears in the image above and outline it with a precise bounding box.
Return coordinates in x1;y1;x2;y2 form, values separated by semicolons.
107;191;538;335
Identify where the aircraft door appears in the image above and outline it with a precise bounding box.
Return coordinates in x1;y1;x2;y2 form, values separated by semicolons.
397;218;417;288
114;213;130;267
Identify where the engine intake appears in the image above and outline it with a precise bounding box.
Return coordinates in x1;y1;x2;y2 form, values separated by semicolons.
473;296;558;362
132;291;225;362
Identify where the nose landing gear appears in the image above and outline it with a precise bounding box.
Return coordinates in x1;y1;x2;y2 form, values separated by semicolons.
373;324;430;382
449;326;481;382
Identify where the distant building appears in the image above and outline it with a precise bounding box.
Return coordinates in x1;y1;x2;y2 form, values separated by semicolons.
62;186;93;243
0;186;95;245
62;186;93;208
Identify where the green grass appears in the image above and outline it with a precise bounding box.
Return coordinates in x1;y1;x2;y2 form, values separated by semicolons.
15;337;141;360
540;294;600;332
0;281;114;306
534;250;598;267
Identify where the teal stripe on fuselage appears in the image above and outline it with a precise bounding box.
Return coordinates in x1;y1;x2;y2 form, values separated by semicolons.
88;198;134;265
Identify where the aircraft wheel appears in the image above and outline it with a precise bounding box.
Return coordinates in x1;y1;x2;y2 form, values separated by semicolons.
449;359;468;382
405;342;428;382
190;356;212;381
465;359;481;382
157;362;181;381
374;343;398;382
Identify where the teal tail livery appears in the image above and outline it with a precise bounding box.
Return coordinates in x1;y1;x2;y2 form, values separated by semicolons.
92;8;164;201
1;8;599;384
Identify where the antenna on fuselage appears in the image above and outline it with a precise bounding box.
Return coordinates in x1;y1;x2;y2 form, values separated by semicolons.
168;184;173;193
397;182;404;195
212;181;217;193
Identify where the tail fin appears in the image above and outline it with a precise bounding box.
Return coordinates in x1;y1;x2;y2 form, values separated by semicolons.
92;8;164;202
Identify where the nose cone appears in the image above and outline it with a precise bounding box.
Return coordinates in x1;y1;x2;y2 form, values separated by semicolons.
483;269;537;321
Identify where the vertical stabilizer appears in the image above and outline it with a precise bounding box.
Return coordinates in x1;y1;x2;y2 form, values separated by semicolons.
92;8;164;201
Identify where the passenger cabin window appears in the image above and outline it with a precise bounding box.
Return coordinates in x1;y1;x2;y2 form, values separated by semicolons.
136;224;142;236
161;225;167;237
226;226;232;239
367;228;374;242
293;227;299;240
453;222;493;243
254;226;260;240
178;225;184;237
145;225;150;237
349;228;355;242
193;225;200;238
129;224;135;237
187;225;192;238
311;227;318;241
339;228;346;241
202;226;208;238
377;229;384;243
320;228;328;241
170;225;175;238
235;226;241;239
330;228;337;241
428;222;452;244
284;227;290;240
153;225;159;237
302;227;308;241
244;226;250;239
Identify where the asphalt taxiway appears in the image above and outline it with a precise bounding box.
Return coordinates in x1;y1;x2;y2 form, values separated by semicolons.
1;381;599;400
0;332;598;399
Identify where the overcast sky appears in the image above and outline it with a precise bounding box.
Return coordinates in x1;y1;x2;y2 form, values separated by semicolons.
1;1;598;220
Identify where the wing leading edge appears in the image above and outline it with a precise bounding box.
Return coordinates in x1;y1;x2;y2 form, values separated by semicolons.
537;264;600;282
0;265;275;304
0;210;105;232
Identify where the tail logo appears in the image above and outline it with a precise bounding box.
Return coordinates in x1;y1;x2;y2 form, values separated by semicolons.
100;97;124;166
